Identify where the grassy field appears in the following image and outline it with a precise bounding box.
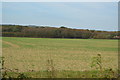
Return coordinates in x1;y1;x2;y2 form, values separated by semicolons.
1;37;118;78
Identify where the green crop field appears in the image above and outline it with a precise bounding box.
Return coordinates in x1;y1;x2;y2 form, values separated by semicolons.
1;37;118;78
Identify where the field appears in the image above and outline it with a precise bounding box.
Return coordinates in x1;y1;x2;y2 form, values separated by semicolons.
1;37;118;78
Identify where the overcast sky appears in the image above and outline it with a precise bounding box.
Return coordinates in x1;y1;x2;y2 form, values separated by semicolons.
2;2;118;31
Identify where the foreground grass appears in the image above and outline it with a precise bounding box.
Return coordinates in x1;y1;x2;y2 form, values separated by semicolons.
5;70;118;78
2;37;118;78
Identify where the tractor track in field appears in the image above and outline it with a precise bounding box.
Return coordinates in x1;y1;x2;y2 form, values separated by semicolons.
2;41;20;48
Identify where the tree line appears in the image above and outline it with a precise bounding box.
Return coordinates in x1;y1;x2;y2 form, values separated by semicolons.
1;24;119;39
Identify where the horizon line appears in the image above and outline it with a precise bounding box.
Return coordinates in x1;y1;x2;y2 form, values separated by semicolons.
1;23;119;32
0;23;120;32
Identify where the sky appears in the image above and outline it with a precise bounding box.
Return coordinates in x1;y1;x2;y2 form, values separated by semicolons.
2;2;118;31
1;0;119;2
